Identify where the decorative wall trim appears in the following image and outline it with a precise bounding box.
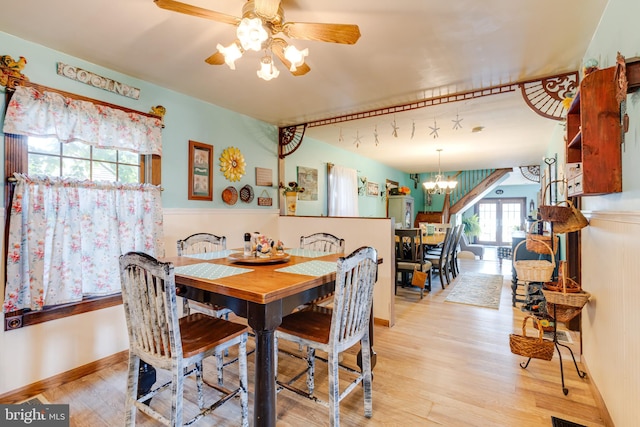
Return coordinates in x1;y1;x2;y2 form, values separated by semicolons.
56;62;140;100
163;207;279;216
582;210;640;224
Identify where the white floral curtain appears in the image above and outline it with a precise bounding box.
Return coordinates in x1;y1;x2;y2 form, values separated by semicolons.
3;174;165;312
2;85;162;155
328;164;359;217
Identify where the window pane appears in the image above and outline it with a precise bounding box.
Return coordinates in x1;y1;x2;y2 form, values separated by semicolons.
62;158;91;179
93;147;117;162
93;161;117;181
119;150;138;165
29;153;61;176
118;164;139;183
62;141;91;158
28;137;60;155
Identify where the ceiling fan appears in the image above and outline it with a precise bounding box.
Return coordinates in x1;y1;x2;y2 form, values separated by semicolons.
154;0;361;80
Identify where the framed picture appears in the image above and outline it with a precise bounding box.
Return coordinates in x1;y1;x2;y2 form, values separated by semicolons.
188;140;213;201
297;166;318;201
366;181;379;197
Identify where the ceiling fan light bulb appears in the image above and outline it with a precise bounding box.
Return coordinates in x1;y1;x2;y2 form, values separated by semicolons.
283;46;309;71
257;56;279;81
217;42;243;70
237;17;269;51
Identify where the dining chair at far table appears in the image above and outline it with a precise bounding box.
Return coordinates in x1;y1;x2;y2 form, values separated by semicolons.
425;226;454;288
119;252;249;427
395;228;432;298
274;246;378;427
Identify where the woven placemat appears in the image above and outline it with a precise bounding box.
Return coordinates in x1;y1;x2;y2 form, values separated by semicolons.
275;260;336;276
174;263;252;280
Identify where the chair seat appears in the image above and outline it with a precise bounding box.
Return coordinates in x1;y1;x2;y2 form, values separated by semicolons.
179;313;248;358
397;260;432;271
278;308;332;345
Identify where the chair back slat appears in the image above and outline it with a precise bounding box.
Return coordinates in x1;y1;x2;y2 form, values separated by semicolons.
300;233;345;253
177;233;226;255
120;252;182;368
330;247;378;351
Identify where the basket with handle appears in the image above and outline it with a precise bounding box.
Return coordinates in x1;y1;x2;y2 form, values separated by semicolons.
539;180;572;223
538;179;588;233
542;261;590;308
526;220;558;255
551;199;589;233
509;315;555;361
513;239;555;283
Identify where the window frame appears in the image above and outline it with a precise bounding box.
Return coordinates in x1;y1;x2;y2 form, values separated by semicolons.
3;78;162;330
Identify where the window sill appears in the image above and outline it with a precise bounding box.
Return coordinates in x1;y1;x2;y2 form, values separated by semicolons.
4;294;122;331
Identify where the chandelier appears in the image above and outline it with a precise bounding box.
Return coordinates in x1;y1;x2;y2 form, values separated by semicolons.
423;149;458;194
216;17;308;81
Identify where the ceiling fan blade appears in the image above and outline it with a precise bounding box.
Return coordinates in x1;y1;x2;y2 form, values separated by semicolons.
254;0;281;20
154;0;241;26
282;22;361;44
272;40;310;76
204;51;225;66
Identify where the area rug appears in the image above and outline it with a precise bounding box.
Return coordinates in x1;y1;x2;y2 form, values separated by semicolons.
444;272;503;310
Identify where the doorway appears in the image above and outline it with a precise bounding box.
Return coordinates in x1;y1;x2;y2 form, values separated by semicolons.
475;197;526;246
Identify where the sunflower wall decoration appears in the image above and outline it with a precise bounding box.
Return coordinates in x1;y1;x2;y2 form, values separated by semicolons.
219;146;246;182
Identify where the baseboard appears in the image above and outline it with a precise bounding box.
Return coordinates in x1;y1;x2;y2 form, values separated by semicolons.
580;355;615;427
0;350;128;404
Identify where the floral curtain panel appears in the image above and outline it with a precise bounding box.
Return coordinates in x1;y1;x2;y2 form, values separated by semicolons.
2;85;163;155
3;174;165;312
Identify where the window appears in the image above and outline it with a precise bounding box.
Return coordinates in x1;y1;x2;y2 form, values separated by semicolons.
3;82;163;329
28;136;140;182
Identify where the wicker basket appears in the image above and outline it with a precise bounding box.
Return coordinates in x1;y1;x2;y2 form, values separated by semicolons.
526;220;558;255
513;239;555;282
542;261;590;308
509;316;555;361
539;180;573;223
551;199;589;233
546;302;582;322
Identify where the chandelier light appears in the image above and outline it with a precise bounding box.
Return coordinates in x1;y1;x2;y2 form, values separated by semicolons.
423;149;458;194
214;16;308;81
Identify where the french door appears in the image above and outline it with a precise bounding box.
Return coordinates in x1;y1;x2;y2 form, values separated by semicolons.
475;198;526;246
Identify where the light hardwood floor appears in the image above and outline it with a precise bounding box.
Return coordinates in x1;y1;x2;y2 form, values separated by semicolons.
34;259;605;426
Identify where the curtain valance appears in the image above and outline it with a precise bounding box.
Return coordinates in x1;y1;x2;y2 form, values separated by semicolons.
3;85;163;155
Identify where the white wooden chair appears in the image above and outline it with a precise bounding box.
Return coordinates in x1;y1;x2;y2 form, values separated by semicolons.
176;233;243;386
300;232;345;253
119;252;249;427
275;246;377;427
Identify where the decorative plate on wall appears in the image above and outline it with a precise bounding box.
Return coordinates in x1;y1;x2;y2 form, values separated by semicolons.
222;186;238;205
240;184;254;203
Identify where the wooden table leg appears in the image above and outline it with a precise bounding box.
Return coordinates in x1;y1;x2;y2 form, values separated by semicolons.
247;301;282;427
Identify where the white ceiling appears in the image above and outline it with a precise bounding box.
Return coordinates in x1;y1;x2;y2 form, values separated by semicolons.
0;0;607;175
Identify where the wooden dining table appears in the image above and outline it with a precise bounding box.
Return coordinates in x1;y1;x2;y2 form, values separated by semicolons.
166;248;379;427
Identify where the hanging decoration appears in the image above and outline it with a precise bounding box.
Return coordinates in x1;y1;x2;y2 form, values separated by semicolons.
338;128;344;143
219;146;246;182
0;54;29;87
374;125;379;146
354;130;362;147
429;119;440;139
411;120;416;139
452;112;463;130
391;116;399;137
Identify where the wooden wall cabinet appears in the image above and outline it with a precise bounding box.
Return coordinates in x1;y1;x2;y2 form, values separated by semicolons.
566;66;622;196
